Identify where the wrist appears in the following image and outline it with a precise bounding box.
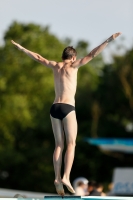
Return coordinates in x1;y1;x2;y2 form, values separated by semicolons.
106;37;114;43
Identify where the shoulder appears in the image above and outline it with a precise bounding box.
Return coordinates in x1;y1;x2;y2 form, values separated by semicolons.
71;59;82;69
57;62;64;66
52;62;63;70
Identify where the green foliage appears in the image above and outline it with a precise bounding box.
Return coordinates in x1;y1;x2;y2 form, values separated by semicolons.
74;47;133;188
0;21;133;193
0;21;65;192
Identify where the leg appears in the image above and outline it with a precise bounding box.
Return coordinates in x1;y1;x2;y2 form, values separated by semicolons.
50;115;65;196
62;111;77;193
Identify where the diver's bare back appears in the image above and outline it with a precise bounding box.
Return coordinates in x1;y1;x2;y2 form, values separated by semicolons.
11;32;121;107
53;62;78;106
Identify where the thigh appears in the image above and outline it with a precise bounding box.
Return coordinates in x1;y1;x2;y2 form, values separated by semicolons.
50;115;64;146
62;111;77;144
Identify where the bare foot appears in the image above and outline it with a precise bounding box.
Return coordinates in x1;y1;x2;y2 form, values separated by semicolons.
54;180;65;196
62;178;75;194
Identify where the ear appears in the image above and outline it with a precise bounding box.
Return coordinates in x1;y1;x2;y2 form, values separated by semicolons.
72;56;76;62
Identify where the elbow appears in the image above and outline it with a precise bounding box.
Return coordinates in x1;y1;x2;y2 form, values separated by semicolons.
37;54;40;60
36;54;42;62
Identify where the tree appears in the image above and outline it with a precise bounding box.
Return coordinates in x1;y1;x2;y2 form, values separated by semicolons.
73;47;133;187
0;21;65;192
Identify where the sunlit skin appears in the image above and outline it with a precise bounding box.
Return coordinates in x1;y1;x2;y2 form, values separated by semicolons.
11;32;121;196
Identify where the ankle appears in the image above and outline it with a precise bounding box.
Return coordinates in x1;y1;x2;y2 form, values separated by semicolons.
55;177;61;183
62;175;69;181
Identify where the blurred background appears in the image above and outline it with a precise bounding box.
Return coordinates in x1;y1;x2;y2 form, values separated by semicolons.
0;0;133;198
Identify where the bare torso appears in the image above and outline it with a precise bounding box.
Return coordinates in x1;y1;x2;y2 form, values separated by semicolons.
52;61;78;106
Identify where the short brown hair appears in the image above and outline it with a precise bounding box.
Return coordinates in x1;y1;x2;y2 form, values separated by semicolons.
62;46;77;60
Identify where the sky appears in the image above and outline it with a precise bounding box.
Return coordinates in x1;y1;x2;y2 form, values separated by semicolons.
0;0;133;62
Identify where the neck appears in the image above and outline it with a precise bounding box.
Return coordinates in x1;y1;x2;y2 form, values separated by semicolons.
63;59;72;64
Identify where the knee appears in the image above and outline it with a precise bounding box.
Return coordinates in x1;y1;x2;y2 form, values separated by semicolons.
55;142;64;151
67;141;76;149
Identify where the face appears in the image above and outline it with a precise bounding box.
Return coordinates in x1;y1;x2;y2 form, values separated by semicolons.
82;183;88;190
88;186;93;192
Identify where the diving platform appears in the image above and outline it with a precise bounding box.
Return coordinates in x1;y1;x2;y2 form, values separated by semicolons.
0;196;132;200
44;196;133;200
0;195;132;200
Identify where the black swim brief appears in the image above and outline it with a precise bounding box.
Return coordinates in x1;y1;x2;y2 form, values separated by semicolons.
50;103;75;120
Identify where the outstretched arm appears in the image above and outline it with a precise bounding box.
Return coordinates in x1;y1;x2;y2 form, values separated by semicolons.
73;32;121;68
11;40;57;68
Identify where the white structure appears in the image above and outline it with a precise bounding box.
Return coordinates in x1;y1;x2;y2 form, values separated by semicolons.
112;168;133;195
0;187;54;198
